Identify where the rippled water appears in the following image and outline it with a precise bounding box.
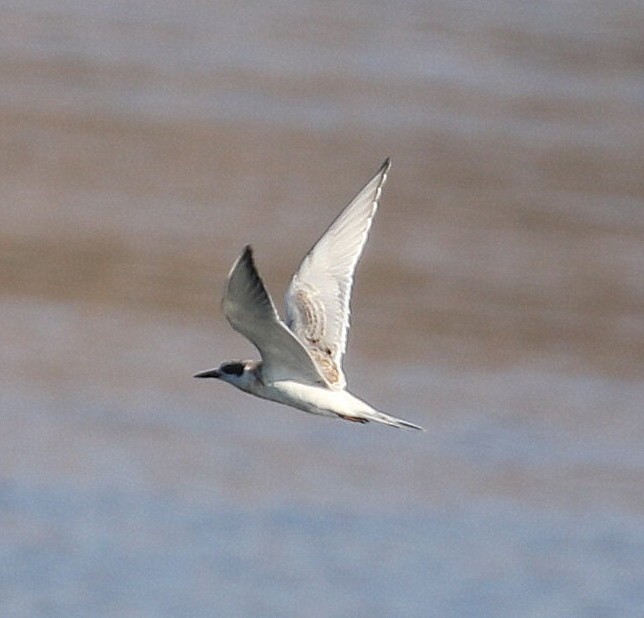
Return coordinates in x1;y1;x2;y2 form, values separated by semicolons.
2;1;644;616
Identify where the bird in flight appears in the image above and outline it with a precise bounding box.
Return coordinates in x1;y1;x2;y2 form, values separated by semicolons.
195;159;423;430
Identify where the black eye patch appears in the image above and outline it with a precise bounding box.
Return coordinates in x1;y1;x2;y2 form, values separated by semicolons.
221;362;244;376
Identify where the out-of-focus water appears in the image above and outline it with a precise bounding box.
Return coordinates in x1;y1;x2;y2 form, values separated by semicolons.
1;1;643;616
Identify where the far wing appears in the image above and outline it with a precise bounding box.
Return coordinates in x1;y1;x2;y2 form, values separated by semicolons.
223;246;328;386
285;159;390;389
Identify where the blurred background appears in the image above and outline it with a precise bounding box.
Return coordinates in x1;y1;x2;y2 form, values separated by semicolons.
2;1;644;616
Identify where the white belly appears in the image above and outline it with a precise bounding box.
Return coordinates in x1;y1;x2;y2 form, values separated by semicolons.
257;380;370;418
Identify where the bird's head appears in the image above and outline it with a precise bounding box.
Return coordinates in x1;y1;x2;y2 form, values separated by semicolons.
193;360;257;391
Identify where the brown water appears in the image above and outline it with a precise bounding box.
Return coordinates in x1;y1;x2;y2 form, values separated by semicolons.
2;1;644;616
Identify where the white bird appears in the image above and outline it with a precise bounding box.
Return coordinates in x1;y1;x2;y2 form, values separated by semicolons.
195;159;423;430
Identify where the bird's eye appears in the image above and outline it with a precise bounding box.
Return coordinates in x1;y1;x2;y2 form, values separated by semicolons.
221;362;244;376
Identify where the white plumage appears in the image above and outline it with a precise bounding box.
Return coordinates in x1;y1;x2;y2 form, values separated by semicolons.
195;159;423;431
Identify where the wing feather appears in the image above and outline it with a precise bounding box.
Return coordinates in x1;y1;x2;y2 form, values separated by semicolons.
285;159;390;388
223;246;328;386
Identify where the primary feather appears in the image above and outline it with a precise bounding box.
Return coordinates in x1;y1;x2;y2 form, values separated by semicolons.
222;246;327;386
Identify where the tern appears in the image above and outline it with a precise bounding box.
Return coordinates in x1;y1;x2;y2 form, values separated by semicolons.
195;159;423;430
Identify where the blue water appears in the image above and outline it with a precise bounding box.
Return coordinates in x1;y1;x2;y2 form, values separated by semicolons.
2;482;643;618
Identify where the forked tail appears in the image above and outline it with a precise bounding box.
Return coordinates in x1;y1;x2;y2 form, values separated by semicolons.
339;409;424;431
377;411;425;431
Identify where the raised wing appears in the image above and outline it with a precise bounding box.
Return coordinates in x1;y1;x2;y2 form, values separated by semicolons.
285;159;390;389
222;246;328;386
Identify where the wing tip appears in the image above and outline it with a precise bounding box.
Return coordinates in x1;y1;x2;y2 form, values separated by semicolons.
234;244;255;272
227;244;254;281
375;158;391;193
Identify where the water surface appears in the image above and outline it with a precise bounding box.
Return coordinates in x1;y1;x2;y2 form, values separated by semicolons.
1;1;643;615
